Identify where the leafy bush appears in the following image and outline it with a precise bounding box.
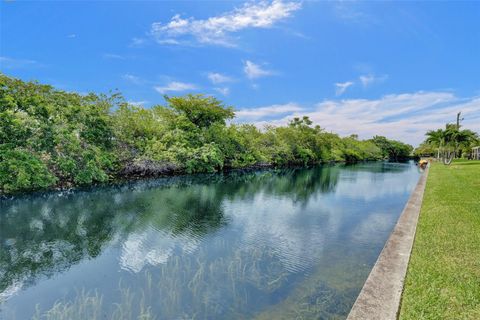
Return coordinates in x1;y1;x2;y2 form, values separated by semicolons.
371;135;413;160
52;131;115;185
164;94;234;128
0;147;57;193
185;143;224;173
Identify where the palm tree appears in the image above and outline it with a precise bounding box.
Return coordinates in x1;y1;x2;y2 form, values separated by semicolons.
455;129;479;158
425;129;445;160
424;124;478;165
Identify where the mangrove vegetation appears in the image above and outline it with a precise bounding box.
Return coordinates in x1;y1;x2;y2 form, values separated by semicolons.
0;74;413;194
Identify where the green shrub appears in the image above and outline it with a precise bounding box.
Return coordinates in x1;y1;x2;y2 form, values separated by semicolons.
53;133;115;185
0;147;57;193
185;143;224;173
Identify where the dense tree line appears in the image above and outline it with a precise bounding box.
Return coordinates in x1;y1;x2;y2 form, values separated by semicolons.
0;74;413;194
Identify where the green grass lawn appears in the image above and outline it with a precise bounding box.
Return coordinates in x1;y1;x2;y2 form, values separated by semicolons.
399;160;480;319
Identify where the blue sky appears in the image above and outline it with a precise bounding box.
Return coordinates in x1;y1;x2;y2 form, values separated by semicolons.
1;0;479;145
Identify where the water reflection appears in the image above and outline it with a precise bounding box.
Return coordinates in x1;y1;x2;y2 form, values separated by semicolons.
0;162;420;319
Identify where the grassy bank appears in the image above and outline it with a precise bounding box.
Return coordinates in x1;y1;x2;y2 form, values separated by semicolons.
400;160;480;319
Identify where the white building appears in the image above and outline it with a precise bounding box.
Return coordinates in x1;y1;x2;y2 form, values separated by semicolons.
472;146;480;160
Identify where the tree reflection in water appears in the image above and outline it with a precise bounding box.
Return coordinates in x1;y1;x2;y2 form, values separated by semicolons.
0;162;417;319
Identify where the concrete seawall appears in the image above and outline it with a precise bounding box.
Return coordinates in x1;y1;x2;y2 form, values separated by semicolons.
347;167;429;320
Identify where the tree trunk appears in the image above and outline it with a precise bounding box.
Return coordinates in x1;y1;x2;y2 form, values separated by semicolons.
443;151;454;165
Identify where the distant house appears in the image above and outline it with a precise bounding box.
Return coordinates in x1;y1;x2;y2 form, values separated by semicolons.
473;146;480;160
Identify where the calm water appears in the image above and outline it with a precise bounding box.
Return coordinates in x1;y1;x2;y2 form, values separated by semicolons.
0;162;421;320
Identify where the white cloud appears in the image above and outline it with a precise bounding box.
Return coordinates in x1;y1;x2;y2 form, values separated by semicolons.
335;74;387;95
332;1;374;24
67;34;76;38
103;53;126;60
128;100;148;107
0;56;39;69
235;103;303;121
207;72;233;84
154;81;198;94
130;37;147;47
150;0;301;46
359;74;388;87
245;91;480;146
214;87;230;96
122;73;143;85
335;81;354;96
243;60;274;79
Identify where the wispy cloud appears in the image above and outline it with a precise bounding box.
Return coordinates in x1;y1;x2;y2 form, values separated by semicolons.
103;53;126;60
122;73;144;85
359;74;388;87
235;102;303;121
244;91;480;145
331;1;374;25
207;72;233;84
150;0;302;46
243;60;274;79
334;74;388;95
130;37;147;47
0;56;40;69
128;100;148;107
66;34;76;38
335;81;354;96
214;87;230;96
154;81;198;94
